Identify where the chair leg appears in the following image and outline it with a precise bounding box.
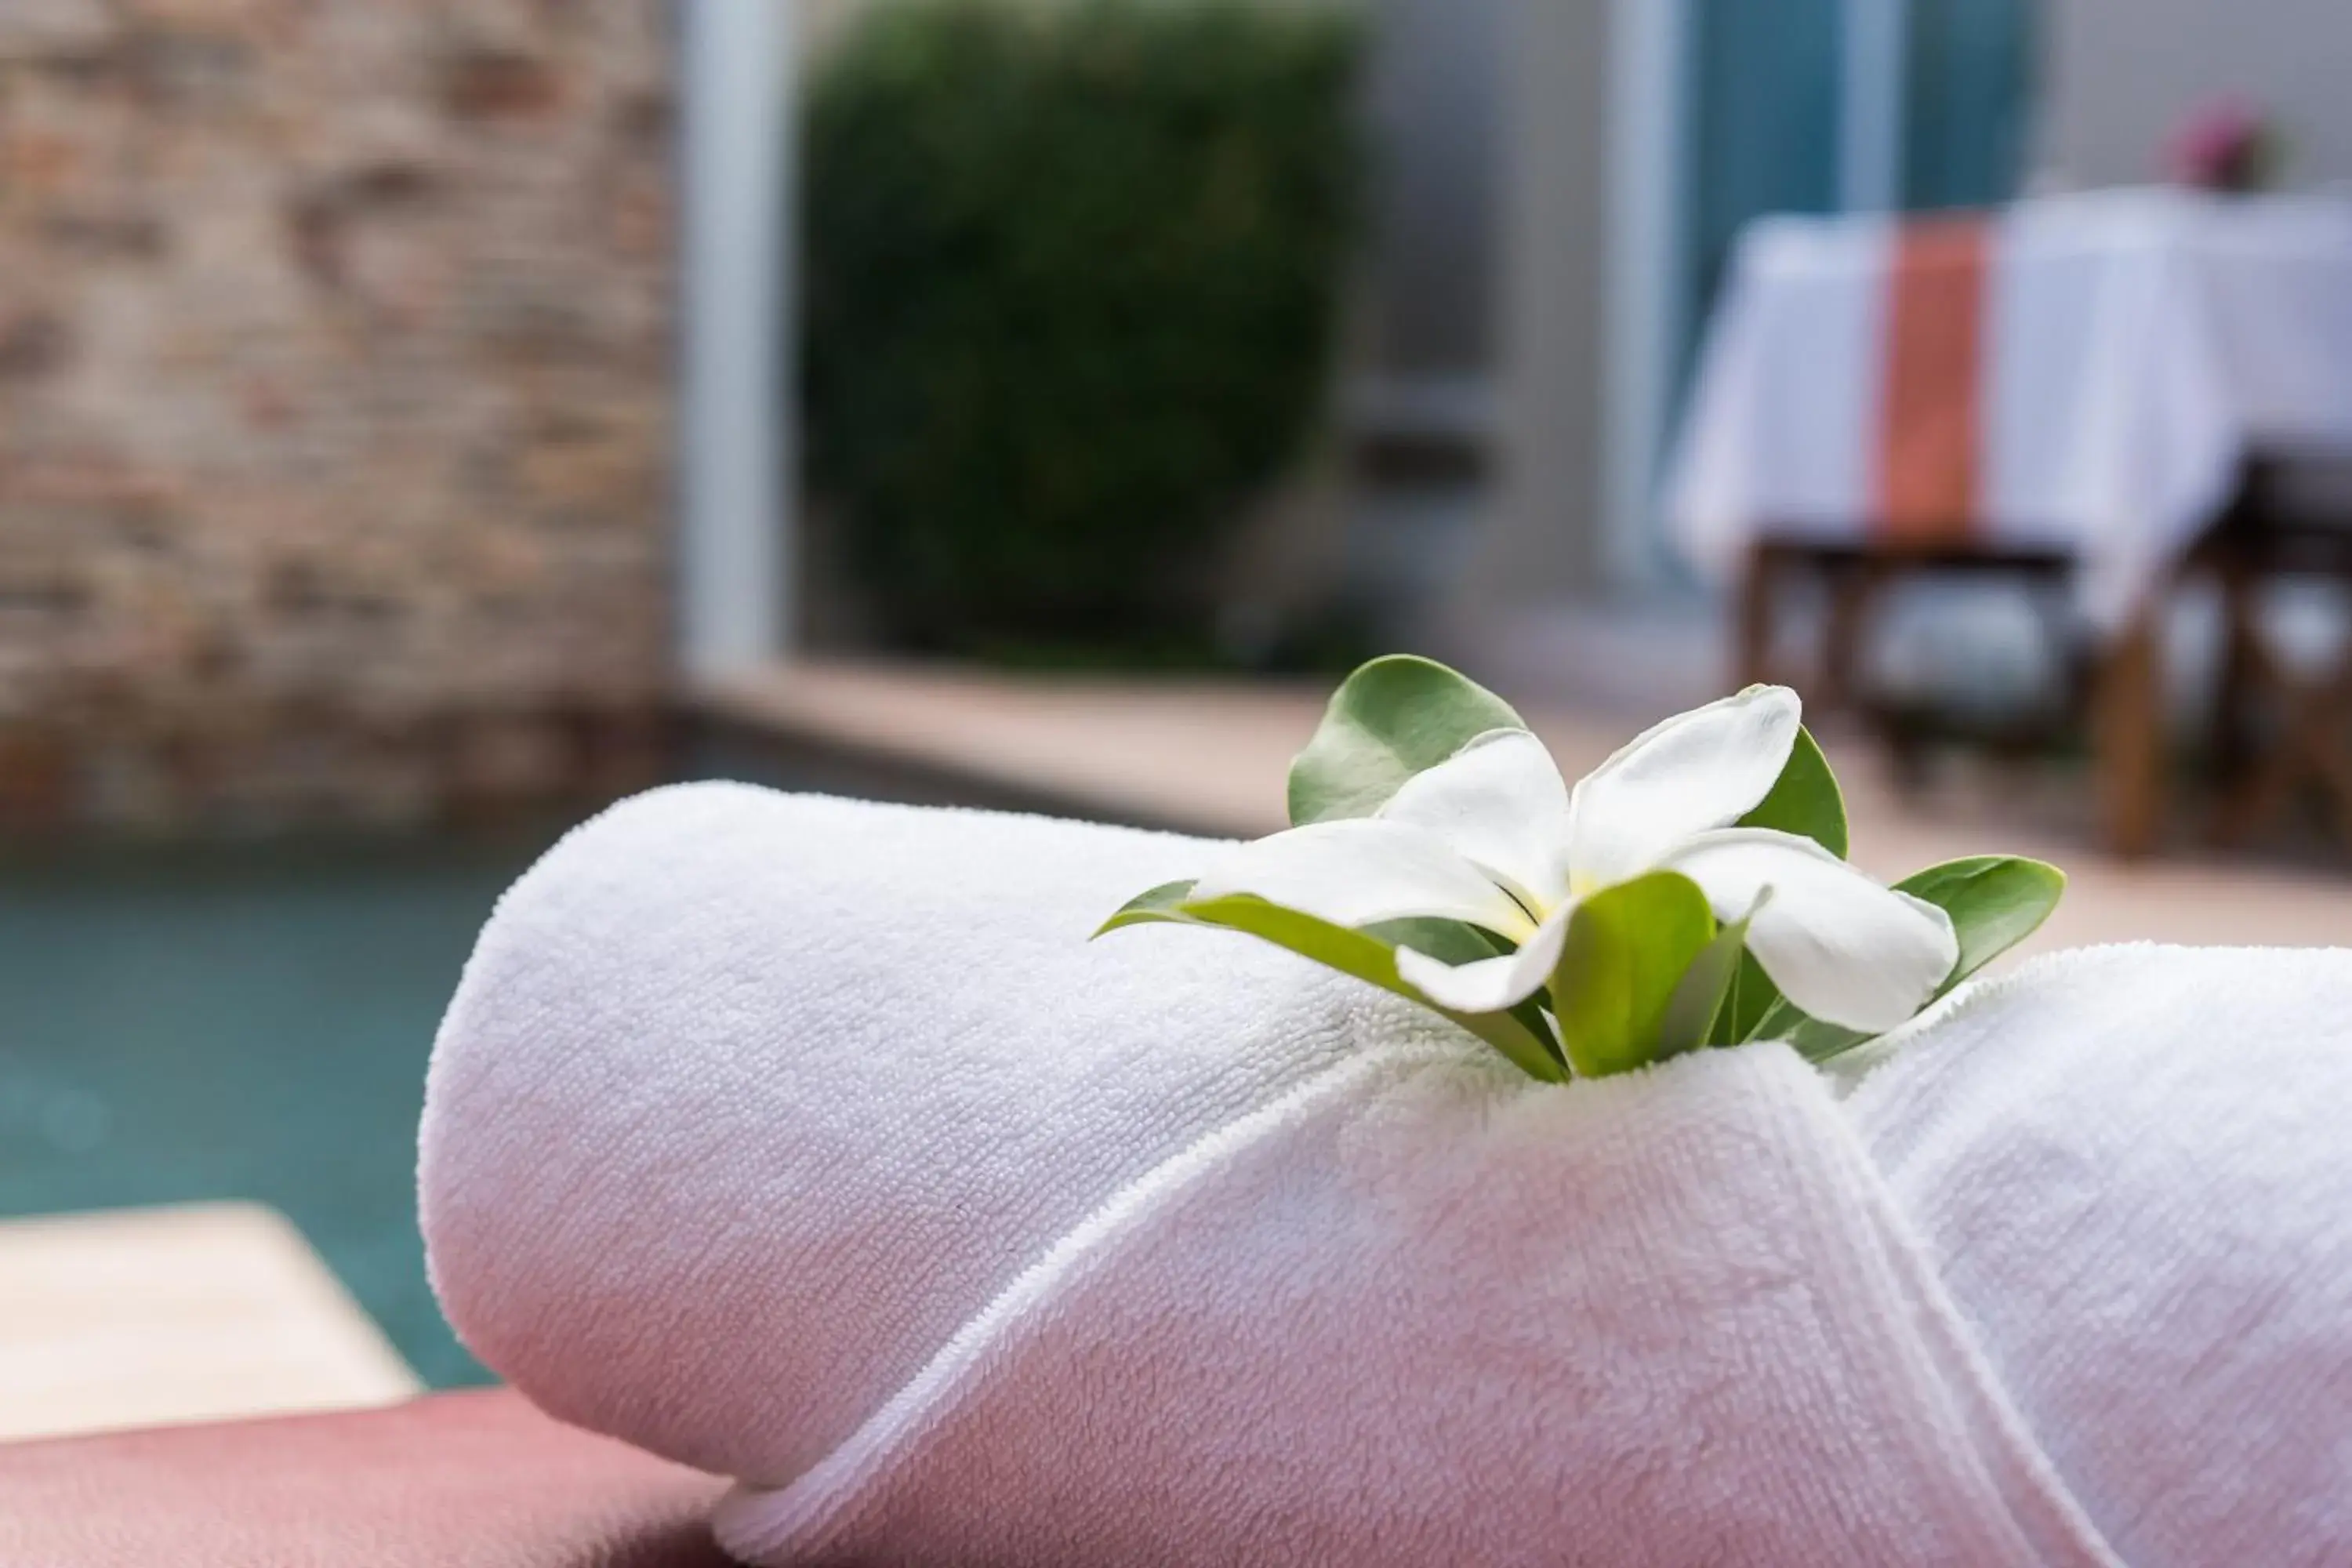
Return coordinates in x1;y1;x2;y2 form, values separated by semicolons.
2299;660;2352;848
2208;625;2294;847
1736;543;1780;691
2203;599;2352;852
2094;607;2166;858
1811;558;1888;720
2211;549;2266;788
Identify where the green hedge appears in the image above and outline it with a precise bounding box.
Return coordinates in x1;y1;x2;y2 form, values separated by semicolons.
802;0;1363;654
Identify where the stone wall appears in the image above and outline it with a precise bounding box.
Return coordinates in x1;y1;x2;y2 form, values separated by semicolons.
0;0;675;829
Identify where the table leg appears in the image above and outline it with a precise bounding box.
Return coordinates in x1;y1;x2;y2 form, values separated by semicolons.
1818;560;1878;716
2313;663;2352;847
2208;608;2294;848
1736;543;1778;689
2094;608;2165;858
2211;545;2264;786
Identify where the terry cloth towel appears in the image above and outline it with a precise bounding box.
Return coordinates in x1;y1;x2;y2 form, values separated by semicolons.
420;782;2352;1566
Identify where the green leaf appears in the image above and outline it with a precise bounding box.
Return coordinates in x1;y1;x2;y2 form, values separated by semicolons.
1363;916;1561;1065
1748;854;2067;1062
1754;1001;1867;1063
1735;724;1848;858
1095;880;1203;934
1359;916;1504;966
1095;884;1566;1083
1895;856;2067;986
1551;871;1718;1079
1703;726;1840;1042
1656;898;1762;1061
1710;951;1781;1047
1287;655;1526;826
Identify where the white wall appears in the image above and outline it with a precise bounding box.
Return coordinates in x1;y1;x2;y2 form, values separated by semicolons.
1460;0;1614;607
1358;0;1504;375
2041;0;2352;188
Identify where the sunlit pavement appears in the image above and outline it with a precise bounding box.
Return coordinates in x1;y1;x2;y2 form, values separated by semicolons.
0;1203;416;1443
695;660;2352;964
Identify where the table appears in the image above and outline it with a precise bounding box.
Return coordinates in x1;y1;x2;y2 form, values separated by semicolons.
1668;188;2352;852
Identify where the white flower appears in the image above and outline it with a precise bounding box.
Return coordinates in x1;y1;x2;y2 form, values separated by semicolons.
1189;686;1957;1035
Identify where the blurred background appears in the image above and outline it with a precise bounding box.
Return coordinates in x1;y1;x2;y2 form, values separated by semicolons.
4;0;2351;1438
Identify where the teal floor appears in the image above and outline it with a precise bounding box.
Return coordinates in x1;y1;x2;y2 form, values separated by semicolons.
0;738;960;1390
0;826;578;1387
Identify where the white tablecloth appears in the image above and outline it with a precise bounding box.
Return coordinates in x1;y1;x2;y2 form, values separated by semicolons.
1669;189;2352;626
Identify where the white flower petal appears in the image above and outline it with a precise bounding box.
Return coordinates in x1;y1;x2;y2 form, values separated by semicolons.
1377;728;1573;909
1661;828;1958;1034
1395;905;1572;1014
1190;818;1536;938
1566;685;1804;888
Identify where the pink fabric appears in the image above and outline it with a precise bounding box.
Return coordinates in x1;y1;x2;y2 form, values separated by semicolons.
0;1390;728;1566
1876;216;1990;544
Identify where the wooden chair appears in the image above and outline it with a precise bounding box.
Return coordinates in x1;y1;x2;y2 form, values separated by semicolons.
1737;454;2352;858
2209;456;2352;848
1736;536;2081;751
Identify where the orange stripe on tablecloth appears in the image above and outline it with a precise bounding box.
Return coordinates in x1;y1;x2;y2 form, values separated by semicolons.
1875;216;1989;545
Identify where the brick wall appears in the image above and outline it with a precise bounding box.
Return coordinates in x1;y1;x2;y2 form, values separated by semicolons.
0;0;675;829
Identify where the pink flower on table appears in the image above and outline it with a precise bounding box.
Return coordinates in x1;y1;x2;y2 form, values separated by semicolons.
2166;98;2281;193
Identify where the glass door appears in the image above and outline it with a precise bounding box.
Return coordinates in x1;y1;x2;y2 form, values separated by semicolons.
1903;0;2038;212
1679;0;1849;387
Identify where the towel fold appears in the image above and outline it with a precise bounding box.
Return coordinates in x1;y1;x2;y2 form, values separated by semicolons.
421;782;2352;1566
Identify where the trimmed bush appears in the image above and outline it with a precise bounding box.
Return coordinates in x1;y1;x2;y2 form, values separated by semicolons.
803;0;1363;653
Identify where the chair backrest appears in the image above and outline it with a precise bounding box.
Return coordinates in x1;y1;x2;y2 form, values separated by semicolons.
2266;453;2352;531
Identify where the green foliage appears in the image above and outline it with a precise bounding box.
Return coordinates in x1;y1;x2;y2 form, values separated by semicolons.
1287;655;1526;826
1551;873;1718;1080
1735;727;1847;857
1658;896;1762;1061
1751;855;2067;1061
1098;880;1566;1082
1101;656;2068;1083
803;0;1364;650
1709;953;1780;1047
1896;856;2067;986
1709;726;1847;1038
1362;916;1562;1069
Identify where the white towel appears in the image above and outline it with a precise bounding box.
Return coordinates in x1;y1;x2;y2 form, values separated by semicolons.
420;782;2352;1566
1848;945;2352;1567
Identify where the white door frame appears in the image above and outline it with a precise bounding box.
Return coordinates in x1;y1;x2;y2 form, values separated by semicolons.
1840;0;1911;213
1599;0;1694;592
1599;0;1909;593
677;0;797;677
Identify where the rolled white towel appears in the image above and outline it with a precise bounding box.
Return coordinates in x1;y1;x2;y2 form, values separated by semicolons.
419;782;2352;1566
